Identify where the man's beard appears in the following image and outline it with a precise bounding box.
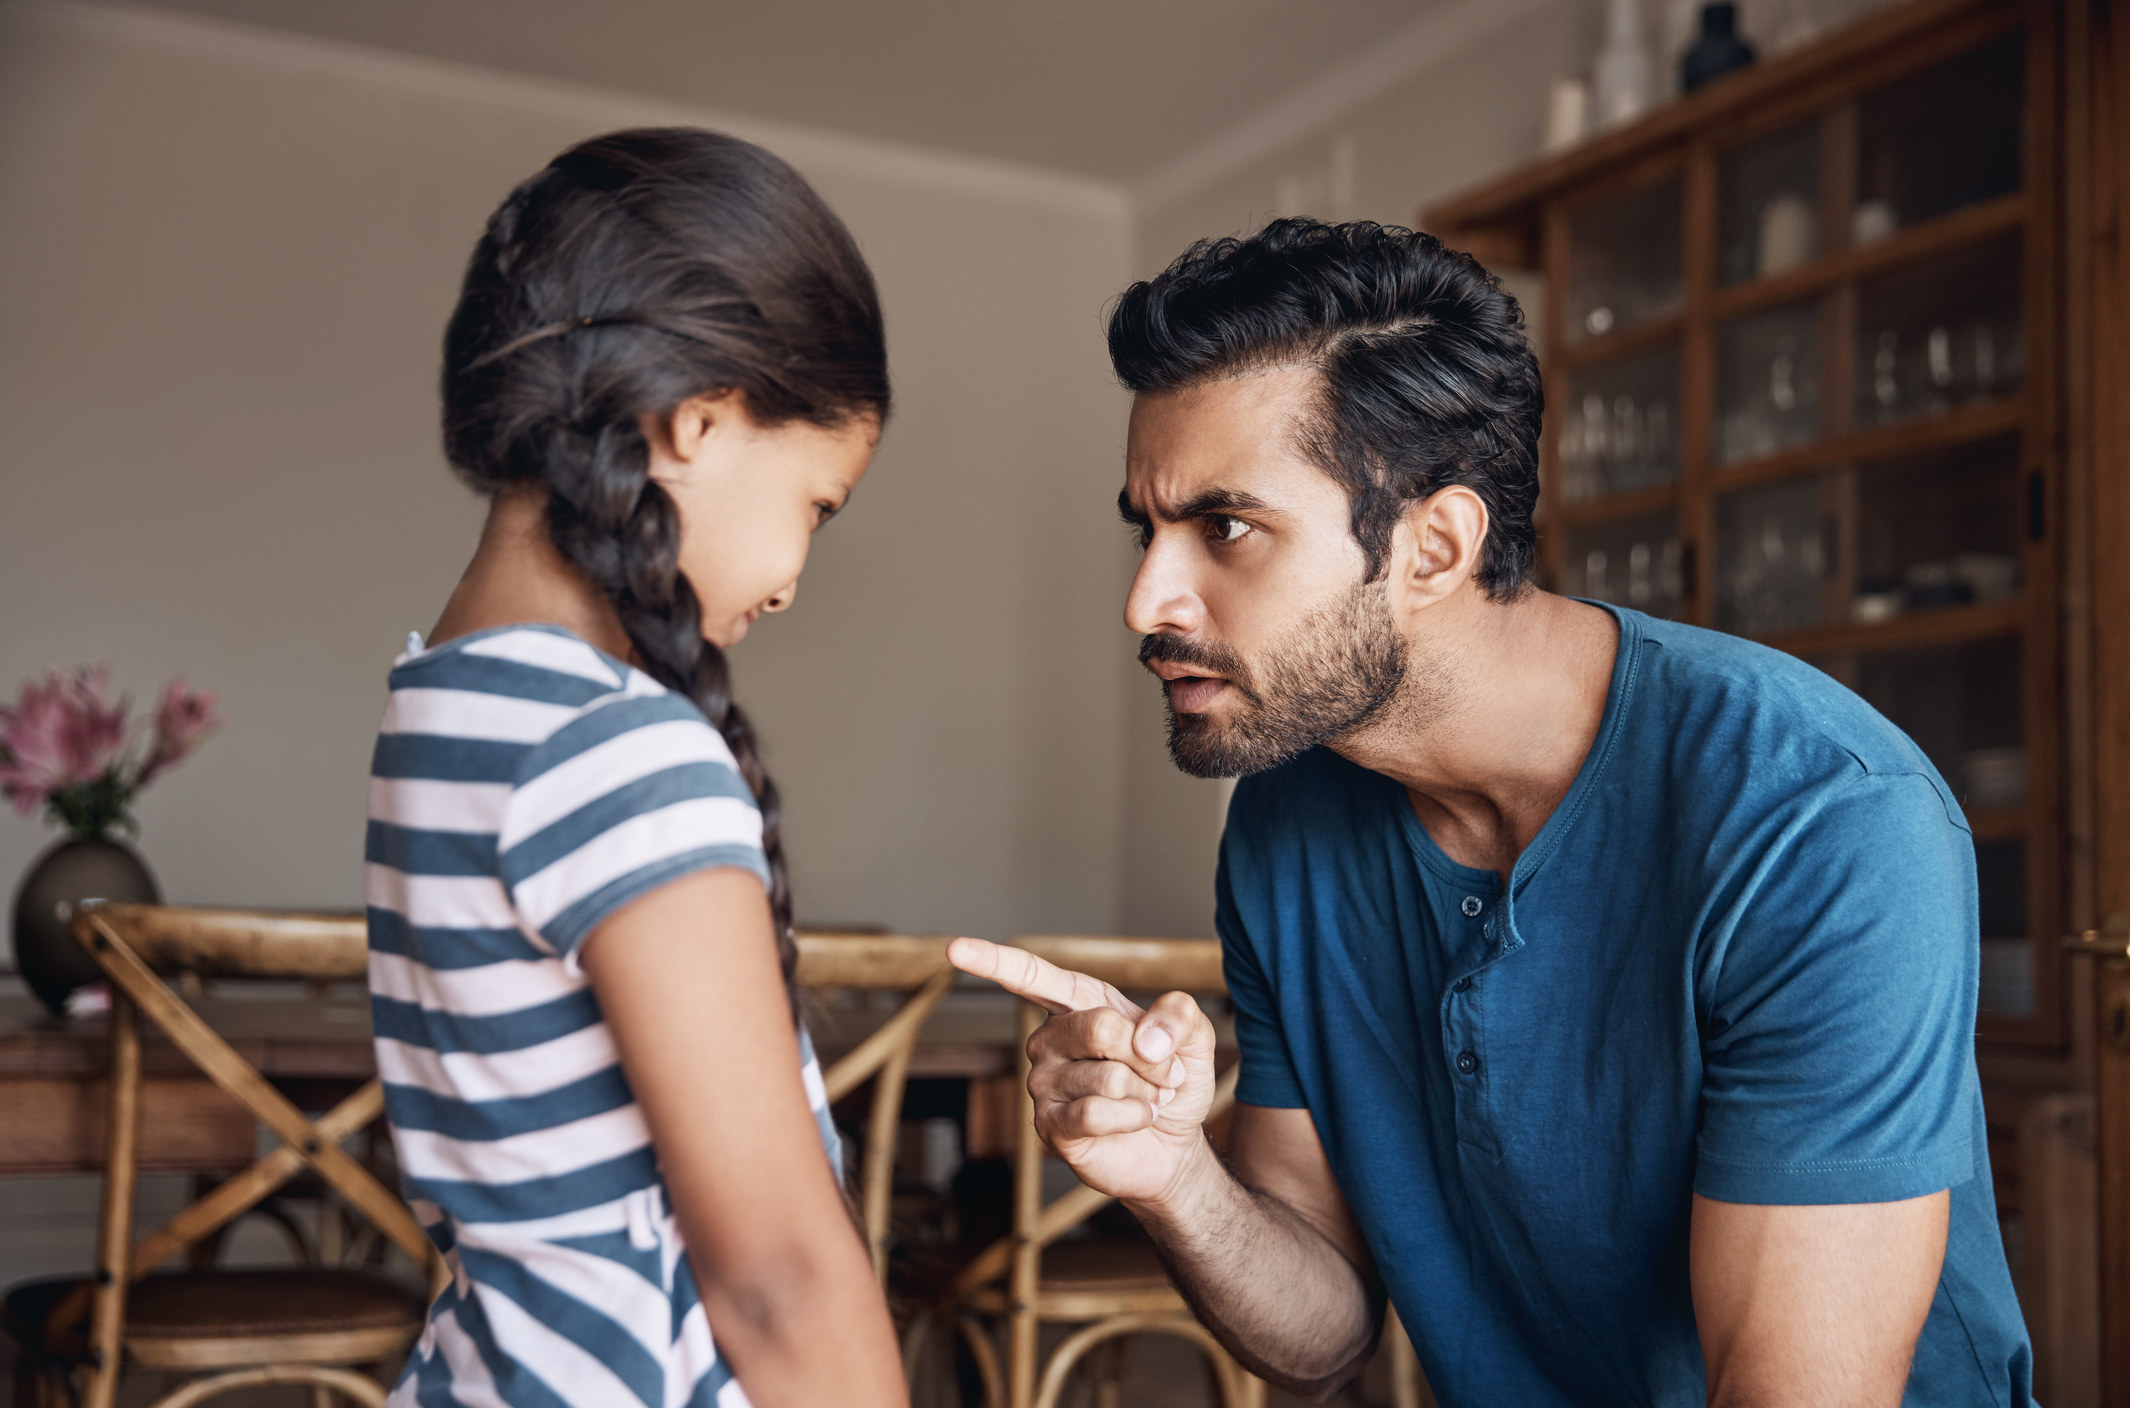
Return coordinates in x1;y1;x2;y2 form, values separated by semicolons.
1141;577;1407;779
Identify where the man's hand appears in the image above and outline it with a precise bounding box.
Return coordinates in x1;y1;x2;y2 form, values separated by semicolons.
947;937;1220;1205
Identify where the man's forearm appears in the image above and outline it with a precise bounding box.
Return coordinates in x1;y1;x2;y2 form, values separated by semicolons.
1126;1133;1381;1397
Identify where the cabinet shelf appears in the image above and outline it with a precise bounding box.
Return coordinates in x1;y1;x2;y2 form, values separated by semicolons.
1708;192;2027;322
1555;314;1685;373
1709;399;2027;492
1556;483;1679;528
1754;599;2025;658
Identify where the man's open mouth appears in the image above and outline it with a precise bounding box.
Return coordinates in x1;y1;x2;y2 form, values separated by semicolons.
1161;674;1230;713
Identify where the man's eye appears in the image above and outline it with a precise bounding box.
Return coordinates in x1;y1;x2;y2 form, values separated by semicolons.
1207;515;1251;543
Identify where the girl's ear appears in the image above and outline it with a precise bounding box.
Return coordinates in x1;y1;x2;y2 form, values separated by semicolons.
646;390;746;469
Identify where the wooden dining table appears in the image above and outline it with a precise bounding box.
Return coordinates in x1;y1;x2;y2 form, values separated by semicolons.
0;933;1228;1178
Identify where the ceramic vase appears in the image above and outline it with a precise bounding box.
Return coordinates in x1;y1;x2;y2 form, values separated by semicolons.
1593;0;1659;130
1681;3;1757;91
10;835;160;1014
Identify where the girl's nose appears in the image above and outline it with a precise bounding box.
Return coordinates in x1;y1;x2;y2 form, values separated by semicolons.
762;582;798;614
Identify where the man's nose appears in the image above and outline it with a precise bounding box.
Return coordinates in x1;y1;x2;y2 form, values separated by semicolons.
1123;540;1204;637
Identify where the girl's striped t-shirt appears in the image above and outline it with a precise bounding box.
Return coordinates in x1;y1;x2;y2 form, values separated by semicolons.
366;623;836;1408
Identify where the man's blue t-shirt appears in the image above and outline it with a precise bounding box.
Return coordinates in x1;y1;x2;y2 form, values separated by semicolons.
1216;606;2033;1408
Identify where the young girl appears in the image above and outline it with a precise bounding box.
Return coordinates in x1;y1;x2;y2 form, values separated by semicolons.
365;128;907;1407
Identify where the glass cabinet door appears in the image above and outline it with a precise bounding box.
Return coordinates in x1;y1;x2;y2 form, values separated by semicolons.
1519;11;2052;1041
1558;343;1680;504
1560;511;1683;618
1852;436;2024;623
1566;178;1683;344
1855;33;2024;242
1715;476;1838;636
1716;299;1825;464
1718;122;1821;286
1855;233;2024;428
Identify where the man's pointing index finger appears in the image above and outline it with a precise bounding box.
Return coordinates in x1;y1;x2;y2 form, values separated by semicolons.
946;937;1122;1016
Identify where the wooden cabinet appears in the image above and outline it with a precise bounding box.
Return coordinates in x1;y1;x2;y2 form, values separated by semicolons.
1427;0;2070;1048
1432;2;2130;1390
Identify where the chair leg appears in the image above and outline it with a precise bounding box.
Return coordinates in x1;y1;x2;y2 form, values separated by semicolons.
1384;1307;1431;1408
17;1361;70;1408
955;1315;1006;1408
1089;1337;1126;1408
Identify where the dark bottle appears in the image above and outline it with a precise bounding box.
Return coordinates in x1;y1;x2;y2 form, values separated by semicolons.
1681;3;1756;92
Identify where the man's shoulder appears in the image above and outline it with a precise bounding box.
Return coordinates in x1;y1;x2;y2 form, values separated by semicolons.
1622;611;1952;801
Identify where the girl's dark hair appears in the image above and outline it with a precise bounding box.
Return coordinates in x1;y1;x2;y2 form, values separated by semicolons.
441;128;889;998
1109;218;1539;599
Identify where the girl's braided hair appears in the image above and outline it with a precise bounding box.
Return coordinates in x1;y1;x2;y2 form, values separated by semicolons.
441;128;889;999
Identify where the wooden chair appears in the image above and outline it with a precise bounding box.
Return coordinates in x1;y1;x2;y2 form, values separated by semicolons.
794;932;958;1283
931;936;1267;1408
24;905;437;1408
1383;1309;1434;1408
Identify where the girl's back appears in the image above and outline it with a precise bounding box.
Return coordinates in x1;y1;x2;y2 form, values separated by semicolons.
370;623;836;1405
366;128;904;1408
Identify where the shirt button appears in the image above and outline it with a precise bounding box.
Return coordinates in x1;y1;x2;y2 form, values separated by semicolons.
1456;1050;1480;1075
1452;977;1473;993
1461;896;1483;917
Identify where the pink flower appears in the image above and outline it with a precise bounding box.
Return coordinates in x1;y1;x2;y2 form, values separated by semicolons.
0;675;74;816
138;678;220;789
0;667;217;830
56;666;129;786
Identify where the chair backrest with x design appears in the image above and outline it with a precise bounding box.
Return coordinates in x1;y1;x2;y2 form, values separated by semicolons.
793;933;957;1284
65;905;440;1408
925;936;1264;1408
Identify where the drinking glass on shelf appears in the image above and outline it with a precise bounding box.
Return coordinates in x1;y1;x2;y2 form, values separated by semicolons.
1855;232;2022;426
1716;480;1831;634
1645;401;1672;481
1770;337;1798;413
1967;321;1998;399
1610;395;1642;480
1925;325;1954;414
1872;329;1902;421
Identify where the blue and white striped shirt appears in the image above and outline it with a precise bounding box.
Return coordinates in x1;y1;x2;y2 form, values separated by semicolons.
366;624;836;1408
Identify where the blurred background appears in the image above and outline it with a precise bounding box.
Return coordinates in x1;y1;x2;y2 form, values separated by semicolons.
3;1;2119;1404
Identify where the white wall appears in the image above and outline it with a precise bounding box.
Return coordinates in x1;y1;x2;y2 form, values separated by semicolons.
5;0;1851;954
0;2;1139;945
1111;0;1590;935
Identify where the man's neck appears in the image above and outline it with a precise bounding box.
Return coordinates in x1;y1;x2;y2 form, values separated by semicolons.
1331;590;1619;881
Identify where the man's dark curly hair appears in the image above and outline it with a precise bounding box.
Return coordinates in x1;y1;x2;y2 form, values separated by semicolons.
1108;218;1541;599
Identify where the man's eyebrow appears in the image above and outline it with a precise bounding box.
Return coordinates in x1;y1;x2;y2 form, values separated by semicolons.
1119;485;1276;527
1174;487;1274;519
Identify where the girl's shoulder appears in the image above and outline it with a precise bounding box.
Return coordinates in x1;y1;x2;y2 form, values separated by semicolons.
382;622;741;788
390;623;631;702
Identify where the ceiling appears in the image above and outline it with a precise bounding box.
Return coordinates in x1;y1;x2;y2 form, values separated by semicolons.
130;0;1447;183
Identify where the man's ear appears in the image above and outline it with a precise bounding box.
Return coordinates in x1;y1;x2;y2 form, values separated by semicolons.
1387;486;1489;613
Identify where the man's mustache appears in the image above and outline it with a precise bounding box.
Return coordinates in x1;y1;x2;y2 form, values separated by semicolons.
1138;634;1260;703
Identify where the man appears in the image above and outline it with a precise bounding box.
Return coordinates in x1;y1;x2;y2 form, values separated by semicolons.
950;219;2032;1406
